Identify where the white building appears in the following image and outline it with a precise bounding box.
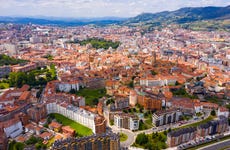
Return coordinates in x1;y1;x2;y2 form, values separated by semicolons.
194;104;203;113
4;121;23;138
140;77;177;87
46;102;97;133
152;109;182;127
57;81;80;92
217;107;229;118
114;113;139;131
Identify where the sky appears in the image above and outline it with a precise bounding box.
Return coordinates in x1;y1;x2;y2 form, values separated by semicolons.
0;0;229;18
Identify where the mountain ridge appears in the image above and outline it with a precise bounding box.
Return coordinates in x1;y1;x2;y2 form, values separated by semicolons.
124;5;230;25
0;5;229;29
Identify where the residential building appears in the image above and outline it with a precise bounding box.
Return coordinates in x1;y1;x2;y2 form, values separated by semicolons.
46;102;106;134
52;132;120;150
152;109;182;127
114;113;139;131
62;126;75;137
197;116;228;137
25;123;43;135
49;121;62;132
0;66;11;78
57;81;79;93
140;76;177;87
27;104;47;123
2;118;23;138
137;95;162;110
217;107;229;118
11;63;37;72
167;127;197;147
129;90;138;107
0;127;7;150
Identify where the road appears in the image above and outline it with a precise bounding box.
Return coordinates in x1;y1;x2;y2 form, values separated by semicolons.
108;110;211;148
109;125;136;147
135;110;210;135
199;139;230;150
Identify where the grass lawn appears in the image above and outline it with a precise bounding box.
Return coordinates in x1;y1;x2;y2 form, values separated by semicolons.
76;88;106;106
120;133;128;142
173;115;215;130
144;118;153;128
50;113;93;137
0;83;9;89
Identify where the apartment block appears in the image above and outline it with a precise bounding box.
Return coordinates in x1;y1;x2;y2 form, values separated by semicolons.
52;132;120;150
137;95;162;110
27;104;47;123
114;113;139;131
167;127;197;147
46;102;106;134
0;66;11;78
197;116;228;137
152;109;182;127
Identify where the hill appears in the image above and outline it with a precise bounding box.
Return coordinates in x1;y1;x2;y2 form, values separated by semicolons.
124;5;230;31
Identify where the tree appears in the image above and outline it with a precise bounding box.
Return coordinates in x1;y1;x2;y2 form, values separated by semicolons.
46;72;52;81
128;81;134;88
9;72;17;87
151;70;157;75
27;72;36;86
145;142;155;150
135;133;148;145
168;128;172;133
211;109;216;116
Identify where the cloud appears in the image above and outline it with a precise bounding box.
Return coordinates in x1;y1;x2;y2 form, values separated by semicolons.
0;0;229;17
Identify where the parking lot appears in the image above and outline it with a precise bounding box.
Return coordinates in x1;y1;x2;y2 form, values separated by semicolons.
177;134;224;150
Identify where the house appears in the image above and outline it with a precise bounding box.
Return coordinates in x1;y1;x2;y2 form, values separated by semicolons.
25;123;43;135
39;132;53;141
62;126;75;137
217;107;229;118
49;121;62;132
39;132;53;140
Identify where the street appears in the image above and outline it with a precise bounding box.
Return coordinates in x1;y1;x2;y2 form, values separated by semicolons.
108;110;211;148
199;139;230;150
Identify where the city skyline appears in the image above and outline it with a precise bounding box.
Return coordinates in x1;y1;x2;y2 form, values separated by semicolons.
0;0;229;18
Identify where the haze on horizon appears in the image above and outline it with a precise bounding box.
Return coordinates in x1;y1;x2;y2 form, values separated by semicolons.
0;0;229;18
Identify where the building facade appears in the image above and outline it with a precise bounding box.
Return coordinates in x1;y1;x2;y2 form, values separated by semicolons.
27;104;47;123
197;116;228;137
46;102;106;134
0;66;11;78
152;109;182;127
114;113;139;131
167;127;197;147
52;132;120;150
